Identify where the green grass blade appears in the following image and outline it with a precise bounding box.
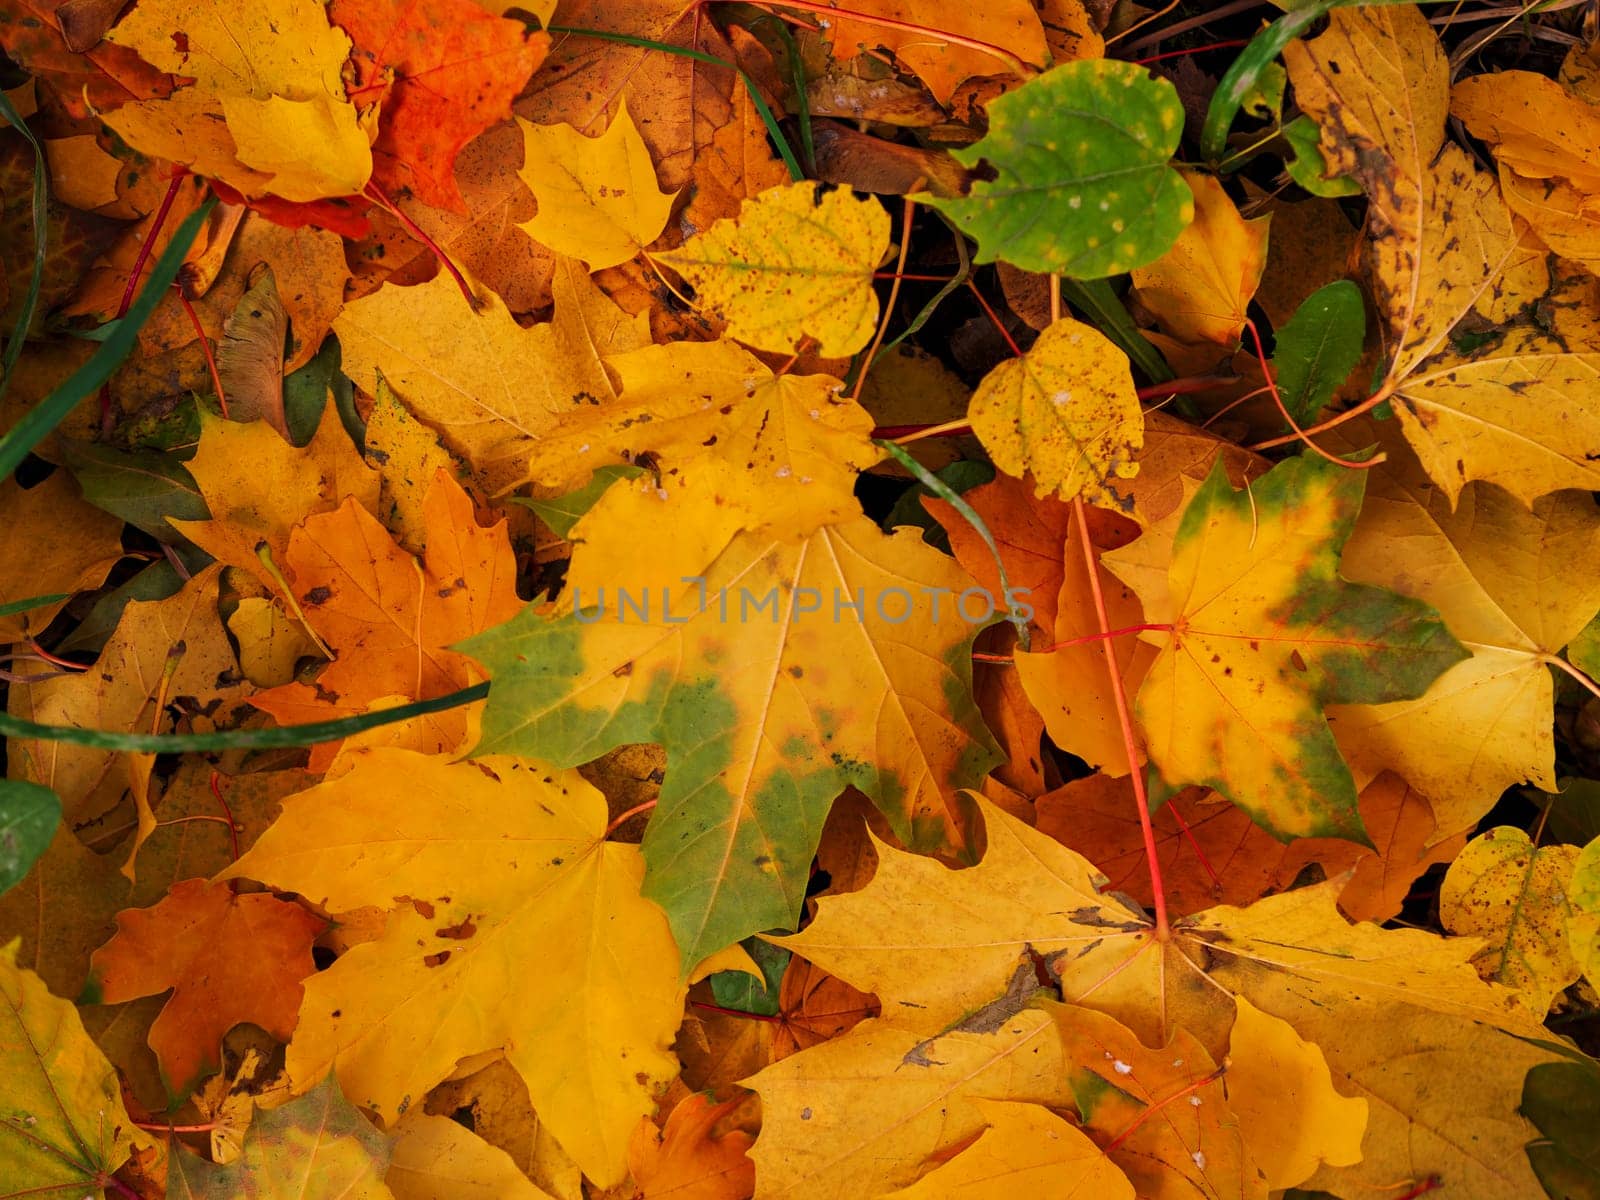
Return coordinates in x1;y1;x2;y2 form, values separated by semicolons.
876;438;1029;650
0;91;49;408
0;593;70;620
0;196;217;479
0;681;490;751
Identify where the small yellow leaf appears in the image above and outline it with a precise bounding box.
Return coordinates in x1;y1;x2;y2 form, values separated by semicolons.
171;407;380;593
656;181;890;357
1440;825;1580;1015
1131;170;1270;346
879;1099;1134;1199
223;93;374;203
516;102;676;270
1224;996;1366;1189
967;316;1143;506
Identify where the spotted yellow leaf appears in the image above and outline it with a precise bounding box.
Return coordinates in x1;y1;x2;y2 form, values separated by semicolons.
655;181;890;357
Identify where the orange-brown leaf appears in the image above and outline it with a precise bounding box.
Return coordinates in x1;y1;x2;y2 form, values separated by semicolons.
251;469;518;768
629;1093;754;1200
87;878;323;1095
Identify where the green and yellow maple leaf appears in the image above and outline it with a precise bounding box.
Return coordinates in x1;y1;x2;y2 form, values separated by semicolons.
462;473;1000;968
1104;453;1466;842
1;941;152;1200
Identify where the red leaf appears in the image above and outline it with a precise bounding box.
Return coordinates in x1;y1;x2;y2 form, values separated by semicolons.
331;0;549;212
0;0;174;118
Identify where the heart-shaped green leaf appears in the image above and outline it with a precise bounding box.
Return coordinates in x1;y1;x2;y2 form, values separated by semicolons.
922;60;1192;279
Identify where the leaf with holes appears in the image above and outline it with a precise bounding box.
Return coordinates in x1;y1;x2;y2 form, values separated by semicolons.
1441;826;1581;1016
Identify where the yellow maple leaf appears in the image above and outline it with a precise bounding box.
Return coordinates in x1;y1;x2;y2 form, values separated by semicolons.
967;316;1144;506
1325;421;1600;836
655;181;890;357
1452;68;1600;274
516;103;677;270
1223;995;1366;1189
771;788;1137;1035
103;0;371;201
220;748;684;1189
333;260;651;491
1130;169;1271;346
877;1098;1134;1199
171;407;381;594
1286;5;1600;504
